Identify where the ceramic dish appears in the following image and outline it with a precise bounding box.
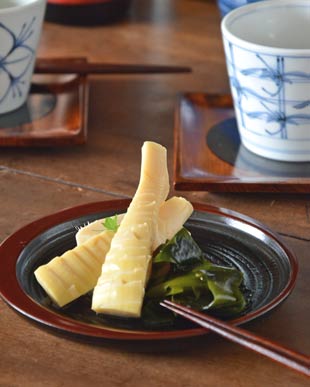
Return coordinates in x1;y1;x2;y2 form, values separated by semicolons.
0;199;298;341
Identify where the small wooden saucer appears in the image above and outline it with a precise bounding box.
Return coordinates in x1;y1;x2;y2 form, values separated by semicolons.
174;93;310;193
0;72;88;147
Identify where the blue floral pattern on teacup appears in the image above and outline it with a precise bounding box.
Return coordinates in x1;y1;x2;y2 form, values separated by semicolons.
0;18;36;109
224;40;310;143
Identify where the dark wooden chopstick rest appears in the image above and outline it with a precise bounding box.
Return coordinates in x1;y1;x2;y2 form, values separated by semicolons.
161;300;310;378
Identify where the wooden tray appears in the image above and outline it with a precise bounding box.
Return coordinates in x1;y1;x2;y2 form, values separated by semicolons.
174;93;310;193
0;74;88;147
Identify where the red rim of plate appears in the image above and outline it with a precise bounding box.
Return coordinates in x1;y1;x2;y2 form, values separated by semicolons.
0;199;298;341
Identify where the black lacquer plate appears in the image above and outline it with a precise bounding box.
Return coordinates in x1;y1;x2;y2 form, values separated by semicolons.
0;200;298;341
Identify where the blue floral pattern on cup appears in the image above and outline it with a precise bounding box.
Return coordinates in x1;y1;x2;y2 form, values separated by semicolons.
0;18;36;109
224;39;310;146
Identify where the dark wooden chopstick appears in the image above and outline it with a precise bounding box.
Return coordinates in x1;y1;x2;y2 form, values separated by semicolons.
34;59;192;75
160;300;310;377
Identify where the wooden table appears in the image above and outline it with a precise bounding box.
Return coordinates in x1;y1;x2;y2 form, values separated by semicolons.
1;1;309;386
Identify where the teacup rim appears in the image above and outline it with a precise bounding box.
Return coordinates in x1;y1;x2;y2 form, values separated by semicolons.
221;0;310;54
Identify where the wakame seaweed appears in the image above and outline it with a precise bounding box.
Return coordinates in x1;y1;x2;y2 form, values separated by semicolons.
141;228;246;327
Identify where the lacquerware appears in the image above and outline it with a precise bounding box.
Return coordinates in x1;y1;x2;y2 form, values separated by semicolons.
46;0;132;26
174;93;310;192
0;200;298;341
0;62;88;147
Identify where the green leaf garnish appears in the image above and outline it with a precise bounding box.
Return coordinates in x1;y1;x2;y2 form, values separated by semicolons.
102;215;119;232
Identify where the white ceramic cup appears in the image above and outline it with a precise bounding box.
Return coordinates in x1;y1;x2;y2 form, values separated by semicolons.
0;0;46;115
221;0;310;161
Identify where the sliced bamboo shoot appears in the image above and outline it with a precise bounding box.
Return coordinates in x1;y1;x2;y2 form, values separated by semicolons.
153;196;193;249
34;230;115;307
92;141;169;317
76;196;193;250
35;142;193;312
35;197;192;308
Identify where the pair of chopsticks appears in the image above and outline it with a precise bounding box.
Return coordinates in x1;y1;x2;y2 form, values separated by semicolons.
34;58;192;75
161;300;310;377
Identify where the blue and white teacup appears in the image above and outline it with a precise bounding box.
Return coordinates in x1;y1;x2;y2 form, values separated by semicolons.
0;0;46;115
221;0;310;161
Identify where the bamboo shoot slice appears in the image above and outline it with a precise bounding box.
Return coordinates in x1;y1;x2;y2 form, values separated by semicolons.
34;230;115;307
76;197;193;250
92;141;169;317
35;197;192;308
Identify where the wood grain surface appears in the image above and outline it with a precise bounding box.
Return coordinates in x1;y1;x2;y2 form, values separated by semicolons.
0;1;309;386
